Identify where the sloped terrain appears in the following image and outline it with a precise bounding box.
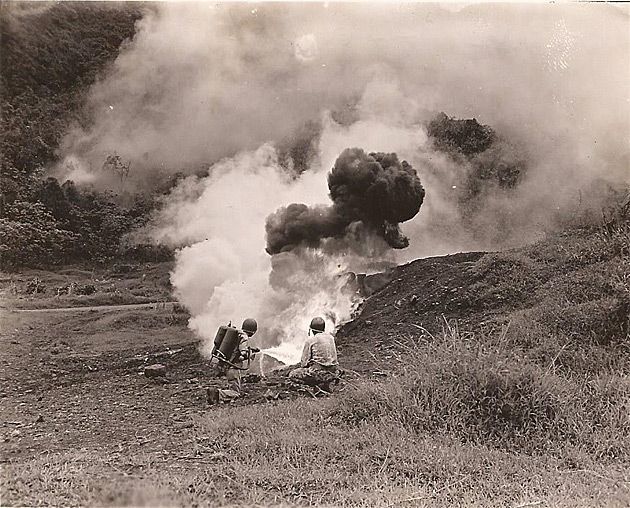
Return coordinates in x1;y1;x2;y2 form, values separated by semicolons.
338;224;629;378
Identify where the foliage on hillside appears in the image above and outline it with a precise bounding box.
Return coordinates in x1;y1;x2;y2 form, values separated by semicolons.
1;2;144;182
0;176;172;269
0;3;172;269
427;112;526;208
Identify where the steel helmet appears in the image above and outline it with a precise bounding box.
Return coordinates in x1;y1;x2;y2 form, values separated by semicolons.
242;318;258;335
309;317;325;333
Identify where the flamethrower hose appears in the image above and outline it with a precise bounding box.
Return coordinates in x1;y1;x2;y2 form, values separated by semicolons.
212;348;259;371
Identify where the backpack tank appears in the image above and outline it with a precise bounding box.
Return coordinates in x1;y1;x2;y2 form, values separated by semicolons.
213;325;229;354
217;326;240;362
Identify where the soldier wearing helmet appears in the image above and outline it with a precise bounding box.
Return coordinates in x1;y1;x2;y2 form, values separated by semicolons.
223;318;259;389
241;318;258;337
288;316;339;392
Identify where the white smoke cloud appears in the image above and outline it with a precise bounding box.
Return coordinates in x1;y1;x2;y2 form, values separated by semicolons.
56;3;629;362
294;33;319;62
154;140;367;362
59;3;628;189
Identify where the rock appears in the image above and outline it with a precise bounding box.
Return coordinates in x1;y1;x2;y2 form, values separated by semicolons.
35;415;44;423
144;364;167;378
264;389;280;400
207;387;220;405
129;354;148;367
218;389;240;402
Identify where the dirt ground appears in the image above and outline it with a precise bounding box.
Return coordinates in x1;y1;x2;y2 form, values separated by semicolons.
0;253;486;473
0;306;333;465
0;264;329;475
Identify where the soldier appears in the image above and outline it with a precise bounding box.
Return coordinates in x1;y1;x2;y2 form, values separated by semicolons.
209;318;259;403
288;317;339;392
224;318;258;390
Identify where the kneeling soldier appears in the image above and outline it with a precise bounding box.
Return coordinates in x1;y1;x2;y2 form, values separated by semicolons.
289;317;339;392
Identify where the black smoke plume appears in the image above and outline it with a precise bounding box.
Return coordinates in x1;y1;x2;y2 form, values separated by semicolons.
265;148;425;254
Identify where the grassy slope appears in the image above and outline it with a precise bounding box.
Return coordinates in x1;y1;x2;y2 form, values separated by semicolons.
2;215;628;506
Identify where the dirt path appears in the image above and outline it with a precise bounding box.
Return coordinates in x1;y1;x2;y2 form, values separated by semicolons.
4;301;179;313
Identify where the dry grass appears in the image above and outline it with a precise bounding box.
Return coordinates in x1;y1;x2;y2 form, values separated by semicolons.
329;321;630;462
3;405;629;507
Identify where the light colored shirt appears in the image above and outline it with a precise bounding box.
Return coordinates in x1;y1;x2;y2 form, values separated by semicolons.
300;332;338;368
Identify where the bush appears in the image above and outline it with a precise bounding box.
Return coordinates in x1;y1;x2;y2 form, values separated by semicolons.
426;112;527;215
0;177;173;269
427;113;496;156
0;201;77;268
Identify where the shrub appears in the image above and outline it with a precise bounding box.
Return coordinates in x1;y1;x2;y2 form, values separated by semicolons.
0;178;173;269
427;113;496;156
0;201;77;268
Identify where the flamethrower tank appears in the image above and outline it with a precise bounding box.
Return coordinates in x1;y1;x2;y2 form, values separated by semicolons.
217;326;240;362
212;325;229;355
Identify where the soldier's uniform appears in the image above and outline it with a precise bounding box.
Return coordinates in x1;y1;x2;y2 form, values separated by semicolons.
289;330;339;390
225;329;251;388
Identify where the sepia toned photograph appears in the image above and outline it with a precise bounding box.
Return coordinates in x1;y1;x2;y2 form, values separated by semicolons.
1;1;628;506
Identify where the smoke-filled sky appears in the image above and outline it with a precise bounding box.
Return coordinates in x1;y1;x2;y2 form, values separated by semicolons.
59;2;629;362
61;3;629;183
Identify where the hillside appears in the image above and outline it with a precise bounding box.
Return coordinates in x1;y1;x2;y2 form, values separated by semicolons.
0;3;168;270
339;219;629;379
1;2;145;180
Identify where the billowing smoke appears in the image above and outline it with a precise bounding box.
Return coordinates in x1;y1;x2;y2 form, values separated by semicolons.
53;3;629;361
266;149;425;254
148;141;392;362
